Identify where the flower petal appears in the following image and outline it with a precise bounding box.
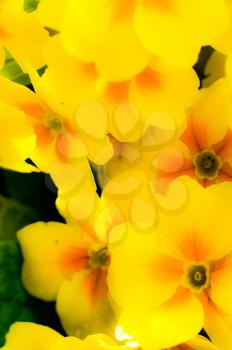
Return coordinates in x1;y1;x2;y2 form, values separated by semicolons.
185;335;218;350
204;298;232;350
210;255;232;314
108;227;182;312
157;177;232;262
36;0;67;31
17;222;89;301
62;0;151;81
50;337;82;350
134;2;199;69
57;270;117;338
118;289;204;349
1;0;49;70
0;45;5;69
190;79;232;149
0;101;36;172
3;322;62;350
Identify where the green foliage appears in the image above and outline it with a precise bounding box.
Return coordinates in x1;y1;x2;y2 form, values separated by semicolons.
0;52;31;86
0;195;38;240
23;0;40;13
0;50;46;87
3;170;63;223
0;241;35;345
193;46;214;87
0;173;65;345
0;241;64;346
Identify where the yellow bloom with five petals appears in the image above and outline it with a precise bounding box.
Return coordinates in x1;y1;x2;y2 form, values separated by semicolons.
108;178;232;350
17;196;126;338
0;64;113;173
154;78;232;189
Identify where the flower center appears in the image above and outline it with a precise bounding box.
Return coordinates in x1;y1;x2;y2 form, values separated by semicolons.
45;116;64;134
182;262;210;294
193;149;222;180
89;247;109;269
189;266;207;287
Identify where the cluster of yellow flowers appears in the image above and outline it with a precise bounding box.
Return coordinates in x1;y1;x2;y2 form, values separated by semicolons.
2;0;232;349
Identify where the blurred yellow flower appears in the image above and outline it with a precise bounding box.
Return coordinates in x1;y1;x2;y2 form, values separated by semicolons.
61;0;228;79
42;34;199;146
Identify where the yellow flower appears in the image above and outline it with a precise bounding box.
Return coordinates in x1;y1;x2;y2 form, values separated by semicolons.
42;34;199;153
97;143;189;233
0;63;113;173
17;196;126;338
108;178;232;350
1;322;129;350
153;78;232;189
61;0;228;78
0;0;49;70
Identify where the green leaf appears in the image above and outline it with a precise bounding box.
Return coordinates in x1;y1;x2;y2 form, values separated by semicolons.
193;46;214;87
3;170;64;222
0;195;39;241
0;241;64;346
0;53;31;86
0;50;46;86
0;241;36;345
23;0;40;12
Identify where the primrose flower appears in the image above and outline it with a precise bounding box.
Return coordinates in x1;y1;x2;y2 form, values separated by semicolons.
153;78;232;189
1;322;130;350
61;0;228;79
96;110;191;231
17;196;126;338
42;34;199;148
97;149;189;233
0;63;113;173
108;178;232;350
0;0;48;70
